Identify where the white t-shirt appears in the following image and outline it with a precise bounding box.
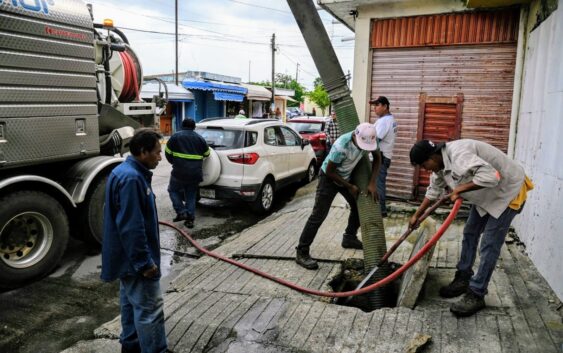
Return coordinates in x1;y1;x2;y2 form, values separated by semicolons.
374;114;397;159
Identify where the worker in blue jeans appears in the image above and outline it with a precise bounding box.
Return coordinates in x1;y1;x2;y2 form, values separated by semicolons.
409;139;533;317
165;118;210;228
101;129;169;353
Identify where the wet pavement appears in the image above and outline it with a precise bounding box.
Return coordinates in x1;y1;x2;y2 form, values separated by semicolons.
0;156;308;353
81;193;563;353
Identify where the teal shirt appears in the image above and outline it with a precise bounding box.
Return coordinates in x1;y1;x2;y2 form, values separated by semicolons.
321;131;370;181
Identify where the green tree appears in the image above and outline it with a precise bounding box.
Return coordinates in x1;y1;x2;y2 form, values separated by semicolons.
249;77;305;107
275;73;293;88
288;79;305;106
308;84;330;115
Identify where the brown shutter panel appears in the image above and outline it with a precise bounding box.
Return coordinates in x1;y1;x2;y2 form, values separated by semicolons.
371;9;519;48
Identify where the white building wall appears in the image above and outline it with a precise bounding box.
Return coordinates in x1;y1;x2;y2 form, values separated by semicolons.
513;1;563;300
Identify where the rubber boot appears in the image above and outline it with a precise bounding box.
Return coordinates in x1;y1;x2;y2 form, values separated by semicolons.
295;247;319;270
439;270;470;298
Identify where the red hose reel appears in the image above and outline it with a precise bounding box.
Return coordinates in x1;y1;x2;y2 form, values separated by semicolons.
118;51;140;102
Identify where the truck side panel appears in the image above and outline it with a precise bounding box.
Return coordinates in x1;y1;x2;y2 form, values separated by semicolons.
0;0;99;169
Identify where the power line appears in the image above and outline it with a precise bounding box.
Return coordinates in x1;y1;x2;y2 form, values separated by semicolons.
224;0;291;14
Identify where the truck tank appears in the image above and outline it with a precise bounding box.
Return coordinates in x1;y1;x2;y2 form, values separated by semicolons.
0;0;164;288
0;0;100;169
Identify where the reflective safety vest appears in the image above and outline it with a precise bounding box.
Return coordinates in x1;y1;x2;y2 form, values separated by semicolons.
165;128;210;183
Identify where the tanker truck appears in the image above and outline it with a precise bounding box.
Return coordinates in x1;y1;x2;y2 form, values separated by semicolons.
0;0;167;288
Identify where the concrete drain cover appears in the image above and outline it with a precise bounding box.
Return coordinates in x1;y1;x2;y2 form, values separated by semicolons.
397;218;437;308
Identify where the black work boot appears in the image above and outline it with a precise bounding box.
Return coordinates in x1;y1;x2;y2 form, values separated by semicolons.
295;248;319;270
341;235;363;249
450;289;486;317
173;213;188;222
184;219;194;228
439;270;470;298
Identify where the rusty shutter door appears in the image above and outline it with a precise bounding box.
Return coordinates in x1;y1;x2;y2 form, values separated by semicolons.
415;97;462;197
371;44;516;199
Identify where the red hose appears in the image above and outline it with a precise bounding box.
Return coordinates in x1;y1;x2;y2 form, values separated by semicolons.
159;198;462;298
118;51;140;102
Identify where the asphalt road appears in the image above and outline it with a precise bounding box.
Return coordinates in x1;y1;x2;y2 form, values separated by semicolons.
0;156;308;353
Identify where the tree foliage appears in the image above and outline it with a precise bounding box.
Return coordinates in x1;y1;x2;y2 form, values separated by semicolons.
249;77;305;107
307;77;330;115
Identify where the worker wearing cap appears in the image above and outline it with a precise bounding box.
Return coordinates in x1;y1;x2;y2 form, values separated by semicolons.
235;109;247;119
295;123;381;270
409;139;533;316
370;96;397;217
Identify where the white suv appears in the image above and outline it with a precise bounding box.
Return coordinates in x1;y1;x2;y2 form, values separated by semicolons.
196;118;317;213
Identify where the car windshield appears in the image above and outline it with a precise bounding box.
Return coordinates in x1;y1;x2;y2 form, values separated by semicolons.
196;127;244;149
286;122;322;134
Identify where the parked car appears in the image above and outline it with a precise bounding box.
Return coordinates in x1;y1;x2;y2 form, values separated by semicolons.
286;107;304;119
195;118;317;213
286;116;331;167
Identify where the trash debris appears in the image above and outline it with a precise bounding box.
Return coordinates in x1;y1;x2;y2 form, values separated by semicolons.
404;333;432;353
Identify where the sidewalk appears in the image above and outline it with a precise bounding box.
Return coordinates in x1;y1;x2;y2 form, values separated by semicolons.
63;185;563;353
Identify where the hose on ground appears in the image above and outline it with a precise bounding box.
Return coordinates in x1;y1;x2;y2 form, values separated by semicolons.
158;198;462;298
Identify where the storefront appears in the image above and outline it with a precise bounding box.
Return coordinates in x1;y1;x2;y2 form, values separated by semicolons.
182;79;247;122
140;82;194;135
241;83;272;118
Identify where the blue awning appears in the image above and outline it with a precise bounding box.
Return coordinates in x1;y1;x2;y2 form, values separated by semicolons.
213;91;244;102
182;79;247;95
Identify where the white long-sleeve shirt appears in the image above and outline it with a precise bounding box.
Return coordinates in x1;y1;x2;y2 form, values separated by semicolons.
425;139;525;218
374;114;397;159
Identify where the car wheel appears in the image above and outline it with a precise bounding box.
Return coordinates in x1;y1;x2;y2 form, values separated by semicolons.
0;191;69;289
251;178;275;214
302;161;316;184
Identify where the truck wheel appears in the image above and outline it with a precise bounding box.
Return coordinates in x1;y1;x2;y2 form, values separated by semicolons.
76;175;107;245
0;191;69;289
251;178;275;214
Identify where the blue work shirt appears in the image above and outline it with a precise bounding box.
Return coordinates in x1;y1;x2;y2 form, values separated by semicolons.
101;156;161;282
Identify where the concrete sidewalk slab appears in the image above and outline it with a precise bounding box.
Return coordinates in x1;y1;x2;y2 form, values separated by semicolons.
65;191;563;353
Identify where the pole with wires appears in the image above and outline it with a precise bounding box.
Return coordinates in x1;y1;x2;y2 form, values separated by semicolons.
271;33;276;113
175;0;179;85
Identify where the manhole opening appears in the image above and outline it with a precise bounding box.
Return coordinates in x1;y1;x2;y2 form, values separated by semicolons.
328;258;401;312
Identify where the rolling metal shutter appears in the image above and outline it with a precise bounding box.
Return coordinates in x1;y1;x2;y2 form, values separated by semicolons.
371;44;517;199
369;9;519;199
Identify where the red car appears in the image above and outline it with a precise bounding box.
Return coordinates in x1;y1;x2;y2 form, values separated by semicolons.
286;117;331;167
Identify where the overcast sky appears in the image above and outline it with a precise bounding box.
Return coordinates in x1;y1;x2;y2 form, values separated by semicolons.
88;0;355;90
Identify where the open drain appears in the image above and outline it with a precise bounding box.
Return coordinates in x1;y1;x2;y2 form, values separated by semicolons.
328;258;401;311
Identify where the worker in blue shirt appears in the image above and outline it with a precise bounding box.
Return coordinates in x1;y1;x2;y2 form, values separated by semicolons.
101;129;168;353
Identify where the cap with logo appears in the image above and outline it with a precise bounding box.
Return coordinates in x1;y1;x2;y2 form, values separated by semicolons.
354;123;378;151
369;96;390;106
409;140;445;165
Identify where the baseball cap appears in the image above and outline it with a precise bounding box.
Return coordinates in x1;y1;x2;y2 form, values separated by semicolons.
369;96;390;106
354;123;378;151
409;140;445;165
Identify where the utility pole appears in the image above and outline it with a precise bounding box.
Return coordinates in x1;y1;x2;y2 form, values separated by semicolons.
248;60;251;82
175;0;178;85
271;33;276;111
295;62;299;83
